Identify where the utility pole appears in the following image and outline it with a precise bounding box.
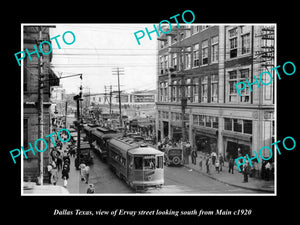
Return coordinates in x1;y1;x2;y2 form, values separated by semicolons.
73;76;83;169
167;26;194;142
169;74;194;142
73;91;82;163
112;67;125;127
65;101;68;129
104;85;113;119
37;27;44;185
109;85;112;118
36;25;56;185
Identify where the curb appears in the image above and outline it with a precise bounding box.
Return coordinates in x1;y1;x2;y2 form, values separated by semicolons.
183;164;274;193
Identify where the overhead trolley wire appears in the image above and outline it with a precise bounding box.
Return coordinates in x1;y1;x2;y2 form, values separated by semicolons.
51;64;157;68
53;53;157;56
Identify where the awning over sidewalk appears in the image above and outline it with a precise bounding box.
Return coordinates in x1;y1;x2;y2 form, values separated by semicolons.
49;69;60;87
222;130;252;142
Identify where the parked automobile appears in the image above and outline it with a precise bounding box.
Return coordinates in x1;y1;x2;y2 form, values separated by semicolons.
164;147;184;166
75;142;93;169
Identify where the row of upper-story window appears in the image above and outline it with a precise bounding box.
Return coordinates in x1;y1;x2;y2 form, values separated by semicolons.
226;26;252;59
158;26;252;75
158;111;253;135
159;25;211;49
158;67;254;104
159;36;219;74
193;115;253;136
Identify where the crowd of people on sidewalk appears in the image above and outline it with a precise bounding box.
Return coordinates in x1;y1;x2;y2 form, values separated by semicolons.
156;136;274;184
47;131;73;188
196;152;274;183
46;127;96;194
198;152;225;174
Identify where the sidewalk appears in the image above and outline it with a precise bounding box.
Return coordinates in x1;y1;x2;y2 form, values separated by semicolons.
56;143;81;194
184;153;275;193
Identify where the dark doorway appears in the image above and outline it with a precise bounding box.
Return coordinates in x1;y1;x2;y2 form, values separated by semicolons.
163;121;169;138
226;141;250;159
157;130;161;142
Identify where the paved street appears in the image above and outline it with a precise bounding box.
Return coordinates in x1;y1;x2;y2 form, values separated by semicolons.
80;150;133;194
81;149;256;194
154;166;255;194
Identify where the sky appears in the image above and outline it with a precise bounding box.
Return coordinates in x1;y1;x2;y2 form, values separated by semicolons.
49;24;158;94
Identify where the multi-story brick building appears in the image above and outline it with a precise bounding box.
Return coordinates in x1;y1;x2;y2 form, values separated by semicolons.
156;25;275;166
23;26;59;182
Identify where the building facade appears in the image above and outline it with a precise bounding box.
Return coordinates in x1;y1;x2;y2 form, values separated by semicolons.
156;25;275;165
23;26;59;182
87;90;156;106
50;85;66;117
86;90;157;120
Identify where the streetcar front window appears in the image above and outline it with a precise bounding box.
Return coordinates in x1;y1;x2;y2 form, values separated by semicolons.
144;158;155;169
157;156;163;169
134;157;143;170
134;156;156;170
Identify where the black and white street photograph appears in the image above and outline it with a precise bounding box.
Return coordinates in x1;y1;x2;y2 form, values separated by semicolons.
21;24;276;195
4;3;300;224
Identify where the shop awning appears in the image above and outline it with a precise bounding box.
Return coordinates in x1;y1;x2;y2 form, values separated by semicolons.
49;69;60;87
221;130;252;142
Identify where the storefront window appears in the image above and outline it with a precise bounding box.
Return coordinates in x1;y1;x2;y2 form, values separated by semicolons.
226;141;250;159
224;118;232;131
225;118;252;135
193;115;198;125
212;117;218;129
206;116;212;127
199;115;205;126
194;135;217;153
233;119;243;132
243;120;252;134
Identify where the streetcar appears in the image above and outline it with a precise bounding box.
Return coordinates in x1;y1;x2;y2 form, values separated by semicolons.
83;123;99;142
107;137;164;191
90;127;121;161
